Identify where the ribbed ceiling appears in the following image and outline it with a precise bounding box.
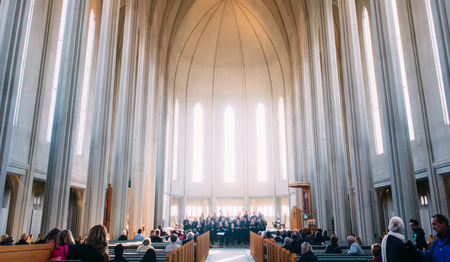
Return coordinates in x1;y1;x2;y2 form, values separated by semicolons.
169;0;289;101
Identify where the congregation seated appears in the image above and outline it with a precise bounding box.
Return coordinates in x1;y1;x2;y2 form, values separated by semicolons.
50;229;75;260
118;230;128;240
299;242;318;262
141;248;157;262
346;235;364;255
35;227;60;244
165;234;181;252
324;236;342;253
110;244;128;262
150;230;163;243
263;231;276;244
137;238;153;253
134;229;145;241
15;233;29;245
274;231;283;243
67;224;110;262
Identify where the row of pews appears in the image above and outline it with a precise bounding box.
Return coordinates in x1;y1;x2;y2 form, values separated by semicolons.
250;232;374;262
0;232;210;262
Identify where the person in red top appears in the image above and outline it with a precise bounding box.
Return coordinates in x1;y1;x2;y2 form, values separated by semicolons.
263;231;276;244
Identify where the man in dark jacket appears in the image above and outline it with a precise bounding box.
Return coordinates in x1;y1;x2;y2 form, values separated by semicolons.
409;219;427;251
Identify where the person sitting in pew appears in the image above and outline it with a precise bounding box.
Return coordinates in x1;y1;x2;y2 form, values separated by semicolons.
141;248;157;262
137;238;153;253
50;229;75;261
347;235;364;255
111;244;128;262
118;230;128;241
165;234;181;252
325;236;342;253
150;229;163;243
299;242;318;262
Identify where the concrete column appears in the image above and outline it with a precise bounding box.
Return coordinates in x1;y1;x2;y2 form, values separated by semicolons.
11;0;53;239
83;0;120;235
0;0;26;211
426;0;450;217
41;0;89;233
369;0;421;240
338;0;378;243
308;17;331;233
318;0;352;241
110;0;139;240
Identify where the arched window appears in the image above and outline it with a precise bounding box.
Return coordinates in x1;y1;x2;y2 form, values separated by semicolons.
257;103;267;182
391;0;415;141
76;10;95;155
13;0;35;127
424;0;449;125
363;7;384;155
172;99;179;180
278;97;288;179
224;105;235;183
47;0;68;142
193;103;204;182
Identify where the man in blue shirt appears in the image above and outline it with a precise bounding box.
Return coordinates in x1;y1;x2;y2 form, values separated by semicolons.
134;229;145;240
347;236;364;255
423;214;449;262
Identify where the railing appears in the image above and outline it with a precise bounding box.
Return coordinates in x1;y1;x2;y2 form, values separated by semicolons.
196;231;210;262
250;232;264;262
266;242;297;262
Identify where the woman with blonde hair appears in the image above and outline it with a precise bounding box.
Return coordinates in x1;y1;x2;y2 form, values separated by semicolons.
137;238;153;252
50;229;75;260
68;225;109;262
300;242;318;262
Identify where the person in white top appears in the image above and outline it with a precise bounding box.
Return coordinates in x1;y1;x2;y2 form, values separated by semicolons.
165;234;181;253
137;238;153;253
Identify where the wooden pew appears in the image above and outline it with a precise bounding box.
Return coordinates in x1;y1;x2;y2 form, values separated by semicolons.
196;231;210;262
250;232;264;262
266;242;297;262
0;243;55;262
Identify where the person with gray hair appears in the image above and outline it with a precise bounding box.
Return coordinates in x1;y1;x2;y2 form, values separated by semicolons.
347;235;364;255
381;216;406;261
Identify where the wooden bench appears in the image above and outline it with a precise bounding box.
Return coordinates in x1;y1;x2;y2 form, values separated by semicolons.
0;243;55;262
110;250;168;262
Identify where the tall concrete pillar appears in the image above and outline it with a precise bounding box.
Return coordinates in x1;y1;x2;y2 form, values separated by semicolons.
338;0;379;243
83;0;121;235
318;0;352;241
0;0;27;212
370;0;421;240
41;0;89;234
110;0;139;240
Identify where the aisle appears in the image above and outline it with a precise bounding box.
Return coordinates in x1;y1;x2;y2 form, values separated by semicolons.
205;247;255;262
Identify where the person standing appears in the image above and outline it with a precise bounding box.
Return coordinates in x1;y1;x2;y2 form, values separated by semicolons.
409;219;427;251
423;214;450;262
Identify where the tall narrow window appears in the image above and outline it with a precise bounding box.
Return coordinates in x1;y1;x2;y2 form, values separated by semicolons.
425;0;449;125
224;106;235;183
76;10;95;156
278;98;288;179
193;103;203;182
13;0;35;127
47;0;68;142
363;7;384;155
391;0;415;141
257;103;267;182
172;99;179;180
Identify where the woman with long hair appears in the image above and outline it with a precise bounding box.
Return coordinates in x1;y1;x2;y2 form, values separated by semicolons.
50;229;75;260
68;225;109;262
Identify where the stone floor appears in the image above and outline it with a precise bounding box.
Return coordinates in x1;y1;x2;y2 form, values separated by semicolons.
205;247;255;262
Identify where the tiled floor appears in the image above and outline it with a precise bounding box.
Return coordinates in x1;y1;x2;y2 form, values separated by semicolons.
205;247;255;262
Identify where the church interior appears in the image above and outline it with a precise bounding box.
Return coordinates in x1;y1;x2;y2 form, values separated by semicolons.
0;0;449;249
